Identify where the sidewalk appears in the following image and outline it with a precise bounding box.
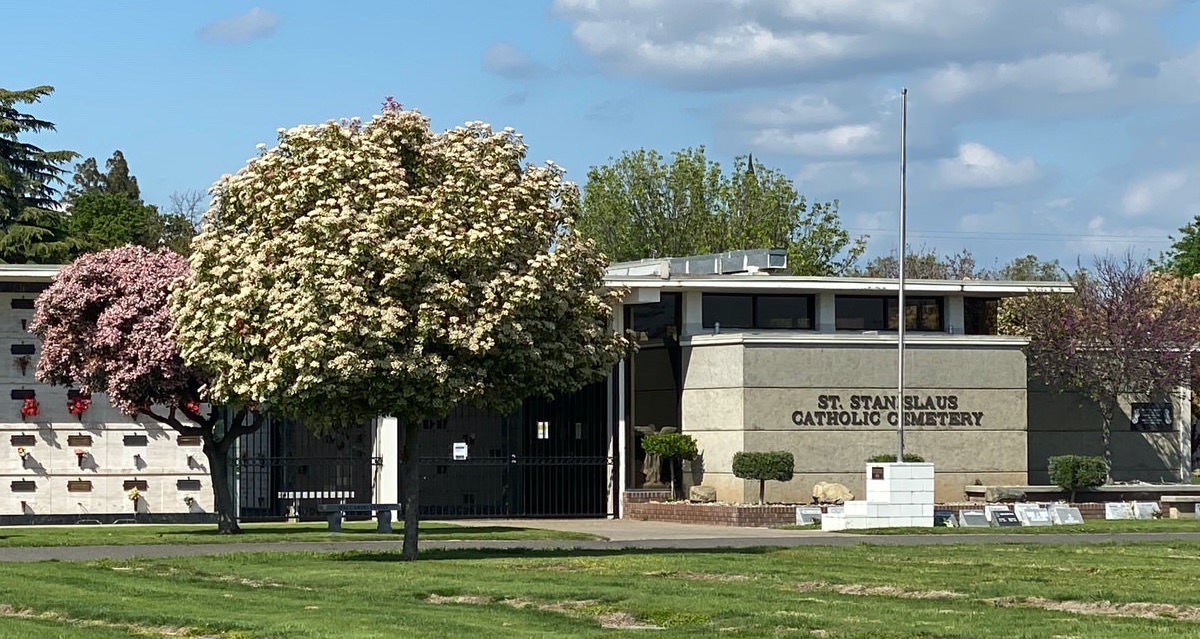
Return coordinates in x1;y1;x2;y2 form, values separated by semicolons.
432;518;825;542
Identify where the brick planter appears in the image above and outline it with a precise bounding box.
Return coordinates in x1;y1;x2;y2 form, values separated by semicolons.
624;497;797;527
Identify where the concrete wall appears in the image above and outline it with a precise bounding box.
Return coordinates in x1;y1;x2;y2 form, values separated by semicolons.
1028;382;1190;484
680;335;1028;503
0;292;211;521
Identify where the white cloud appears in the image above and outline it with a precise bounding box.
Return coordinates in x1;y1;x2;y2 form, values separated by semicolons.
754;123;886;157
925;53;1117;103
1121;169;1190;217
936;143;1041;190
482;42;545;79
1059;4;1124;36
553;0;1163;89
199;7;281;44
740;95;846;128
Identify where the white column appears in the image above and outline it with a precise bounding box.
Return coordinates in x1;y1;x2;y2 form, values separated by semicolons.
373;416;400;504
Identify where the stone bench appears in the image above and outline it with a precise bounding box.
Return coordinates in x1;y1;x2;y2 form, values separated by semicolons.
316;503;402;533
1160;496;1200;518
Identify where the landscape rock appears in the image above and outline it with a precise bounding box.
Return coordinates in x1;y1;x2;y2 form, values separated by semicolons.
689;485;717;503
812;482;853;504
984;487;1027;503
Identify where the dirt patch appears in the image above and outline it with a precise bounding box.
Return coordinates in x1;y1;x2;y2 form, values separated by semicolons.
0;603;232;638
795;581;965;600
991;596;1200;621
598;612;664;630
426;594;493;605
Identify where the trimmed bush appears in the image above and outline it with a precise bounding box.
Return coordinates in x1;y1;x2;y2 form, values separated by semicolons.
1048;455;1107;502
732;451;794;504
642;433;699;499
867;453;925;463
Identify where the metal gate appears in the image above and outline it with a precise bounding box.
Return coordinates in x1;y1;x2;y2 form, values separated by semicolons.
236;418;378;521
413;381;610;517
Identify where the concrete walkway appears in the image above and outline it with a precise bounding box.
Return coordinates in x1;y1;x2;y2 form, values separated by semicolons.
3;519;1200;562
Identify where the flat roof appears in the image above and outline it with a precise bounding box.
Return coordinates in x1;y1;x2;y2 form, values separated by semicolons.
0;264;62;282
605;273;1074;297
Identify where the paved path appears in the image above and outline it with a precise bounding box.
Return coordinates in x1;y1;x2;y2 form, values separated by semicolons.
3;519;1200;563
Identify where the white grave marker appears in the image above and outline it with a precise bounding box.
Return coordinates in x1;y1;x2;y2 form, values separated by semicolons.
958;510;990;527
1132;502;1160;520
1050;505;1085;525
1105;502;1133;520
1014;503;1052;526
796;507;823;525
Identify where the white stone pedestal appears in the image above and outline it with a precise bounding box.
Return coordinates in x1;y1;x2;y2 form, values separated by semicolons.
821;463;935;531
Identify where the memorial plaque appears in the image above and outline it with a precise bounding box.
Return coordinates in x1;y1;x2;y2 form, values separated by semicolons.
1130;402;1173;432
796;507;823;525
991;511;1022;527
871;466;884;480
825;505;845;515
934;510;956;527
1050;505;1085;525
1132;502;1160;520
984;504;1013;523
1105;502;1133;520
1014;503;1052;526
958;510;990;527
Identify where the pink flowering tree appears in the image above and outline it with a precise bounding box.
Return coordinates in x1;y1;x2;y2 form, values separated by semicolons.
1017;255;1200;481
172;101;631;559
31;246;261;533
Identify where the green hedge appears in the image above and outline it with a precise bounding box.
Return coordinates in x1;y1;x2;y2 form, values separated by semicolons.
732;451;794;504
1048;455;1106;501
641;433;698;461
732;451;795;482
867;453;925;463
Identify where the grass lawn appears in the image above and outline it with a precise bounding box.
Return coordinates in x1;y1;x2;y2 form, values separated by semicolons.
2;543;1200;637
850;517;1200;534
0;521;595;548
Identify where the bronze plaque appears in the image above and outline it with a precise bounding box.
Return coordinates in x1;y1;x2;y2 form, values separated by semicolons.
871;466;885;480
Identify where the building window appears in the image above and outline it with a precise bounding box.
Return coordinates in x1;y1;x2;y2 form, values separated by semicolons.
702;294;753;328
702;294;814;330
964;297;999;335
535;421;550;440
629;293;681;340
836;296;943;331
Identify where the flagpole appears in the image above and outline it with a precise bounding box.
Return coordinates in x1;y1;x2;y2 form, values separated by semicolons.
897;88;908;463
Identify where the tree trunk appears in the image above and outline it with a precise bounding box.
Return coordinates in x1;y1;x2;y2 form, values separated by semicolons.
203;436;240;534
1100;404;1114;484
401;418;422;561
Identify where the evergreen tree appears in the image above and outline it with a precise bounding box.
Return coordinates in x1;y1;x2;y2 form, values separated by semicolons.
103;150;140;200
65;150;171;253
0;86;79;263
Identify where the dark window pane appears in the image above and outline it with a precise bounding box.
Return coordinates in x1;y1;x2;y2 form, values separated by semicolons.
756;295;813;329
836;297;887;330
964;297;999;335
703;294;753;328
630;293;680;340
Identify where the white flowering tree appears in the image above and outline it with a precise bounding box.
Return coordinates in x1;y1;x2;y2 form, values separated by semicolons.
172;100;631;559
31;246;262;534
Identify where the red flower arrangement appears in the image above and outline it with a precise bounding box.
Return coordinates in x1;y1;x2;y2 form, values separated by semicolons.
182;400;201;414
68;396;92;418
19;398;39;419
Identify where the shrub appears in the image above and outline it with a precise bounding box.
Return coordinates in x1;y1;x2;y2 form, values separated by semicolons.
1048;455;1107;502
867;453;925;463
732;451;794;504
642;433;699;499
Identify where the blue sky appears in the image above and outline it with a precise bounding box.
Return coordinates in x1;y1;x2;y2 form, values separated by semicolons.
11;1;1200;269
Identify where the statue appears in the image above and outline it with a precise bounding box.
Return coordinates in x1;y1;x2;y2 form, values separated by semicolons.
636;424;678;487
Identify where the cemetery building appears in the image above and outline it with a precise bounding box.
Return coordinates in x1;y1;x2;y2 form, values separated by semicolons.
0;252;1192;523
